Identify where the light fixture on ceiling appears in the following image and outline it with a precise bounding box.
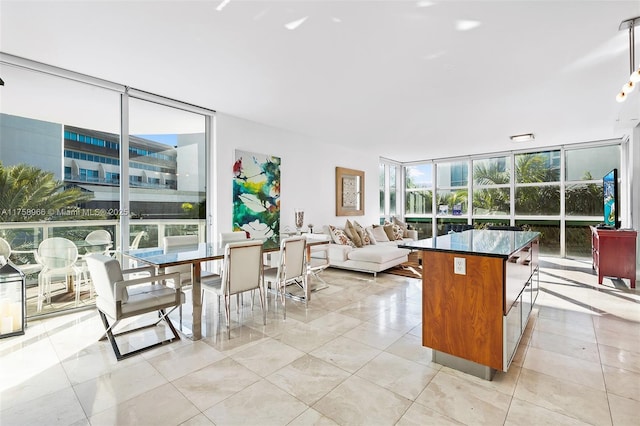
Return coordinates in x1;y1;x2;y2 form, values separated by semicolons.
0;77;4;86
510;133;535;142
616;16;640;103
216;0;231;12
285;16;308;30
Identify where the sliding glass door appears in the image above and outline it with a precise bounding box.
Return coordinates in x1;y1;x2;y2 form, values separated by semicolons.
0;55;213;318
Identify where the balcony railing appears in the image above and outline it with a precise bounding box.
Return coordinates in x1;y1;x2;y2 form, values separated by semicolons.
0;218;206;318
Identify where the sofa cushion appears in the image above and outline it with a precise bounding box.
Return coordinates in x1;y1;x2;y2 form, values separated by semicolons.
346;245;409;263
329;225;356;247
371;225;390;242
353;220;371;245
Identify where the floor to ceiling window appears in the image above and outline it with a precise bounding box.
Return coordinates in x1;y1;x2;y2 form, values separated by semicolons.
564;144;620;257
405;163;433;238
435;160;470;236
0;55;213;318
379;159;401;224
394;141;624;257
128;97;207;248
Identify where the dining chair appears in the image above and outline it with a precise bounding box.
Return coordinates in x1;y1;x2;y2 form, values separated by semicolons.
84;229;114;255
162;235;200;287
263;236;307;320
129;231;147;250
0;238;10;261
201;239;264;338
122;231;148;268
219;231;249;243
0;237;43;277
35;237;88;312
307;244;330;290
162;235;218;326
77;230;115;294
85;253;184;360
216;231;248;273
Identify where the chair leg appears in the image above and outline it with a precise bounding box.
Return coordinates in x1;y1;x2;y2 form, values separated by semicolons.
224;294;231;339
98;308;181;361
36;274;44;312
259;287;266;325
280;281;286;320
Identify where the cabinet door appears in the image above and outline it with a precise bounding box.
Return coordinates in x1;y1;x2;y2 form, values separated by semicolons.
504;295;522;370
531;267;539;304
521;280;532;330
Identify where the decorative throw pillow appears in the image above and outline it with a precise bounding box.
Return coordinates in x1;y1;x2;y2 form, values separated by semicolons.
392;224;404;240
365;226;377;244
383;224;395;240
344;220;363;247
329;225;356;247
383;223;404;241
372;225;390;242
353;220;371;245
393;217;408;236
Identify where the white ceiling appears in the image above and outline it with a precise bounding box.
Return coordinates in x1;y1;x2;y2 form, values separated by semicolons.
1;0;639;162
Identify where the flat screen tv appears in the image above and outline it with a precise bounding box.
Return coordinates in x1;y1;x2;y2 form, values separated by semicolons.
603;168;620;229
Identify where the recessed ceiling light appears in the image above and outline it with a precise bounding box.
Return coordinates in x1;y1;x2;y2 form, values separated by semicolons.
456;20;481;31
285;16;308;30
216;0;231;12
510;133;535;142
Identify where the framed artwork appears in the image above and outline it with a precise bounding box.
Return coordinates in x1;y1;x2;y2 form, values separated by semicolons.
336;166;364;216
233;150;281;244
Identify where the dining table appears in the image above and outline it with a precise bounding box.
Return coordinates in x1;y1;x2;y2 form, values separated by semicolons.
123;234;330;340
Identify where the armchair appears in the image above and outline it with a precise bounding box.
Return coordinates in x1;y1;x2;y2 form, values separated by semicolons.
85;253;184;361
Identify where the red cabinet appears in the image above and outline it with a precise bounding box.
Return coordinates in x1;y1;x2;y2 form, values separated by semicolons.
591;226;637;289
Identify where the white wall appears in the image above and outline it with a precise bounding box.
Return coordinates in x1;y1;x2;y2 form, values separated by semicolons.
214;113;381;236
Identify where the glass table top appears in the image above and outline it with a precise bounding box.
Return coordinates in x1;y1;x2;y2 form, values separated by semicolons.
399;229;540;258
124;234;330;267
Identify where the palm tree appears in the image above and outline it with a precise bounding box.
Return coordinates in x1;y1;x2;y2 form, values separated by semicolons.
0;162;94;222
514;153;560;214
473;161;510;214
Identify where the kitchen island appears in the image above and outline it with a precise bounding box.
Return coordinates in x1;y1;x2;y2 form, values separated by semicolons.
399;229;540;380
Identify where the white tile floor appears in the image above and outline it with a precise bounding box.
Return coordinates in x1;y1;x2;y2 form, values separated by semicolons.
1;257;639;425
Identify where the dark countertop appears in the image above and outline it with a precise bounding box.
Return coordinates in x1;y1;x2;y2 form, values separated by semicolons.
398;229;540;258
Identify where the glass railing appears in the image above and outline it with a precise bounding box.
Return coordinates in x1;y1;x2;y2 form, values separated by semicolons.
0;219;206;319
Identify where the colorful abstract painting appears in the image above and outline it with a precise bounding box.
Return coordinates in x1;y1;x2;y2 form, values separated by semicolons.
233;150;280;246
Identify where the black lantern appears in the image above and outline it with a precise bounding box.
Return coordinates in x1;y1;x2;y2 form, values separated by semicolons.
0;262;26;338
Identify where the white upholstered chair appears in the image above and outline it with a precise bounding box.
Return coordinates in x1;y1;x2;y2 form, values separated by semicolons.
85;253;184;360
307;244;330;289
216;231;248;273
263;236;307;319
219;231;249;243
162;235;200;287
201;239;265;338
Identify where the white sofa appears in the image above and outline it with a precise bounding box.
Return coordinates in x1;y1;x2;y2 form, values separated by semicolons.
318;224;418;277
